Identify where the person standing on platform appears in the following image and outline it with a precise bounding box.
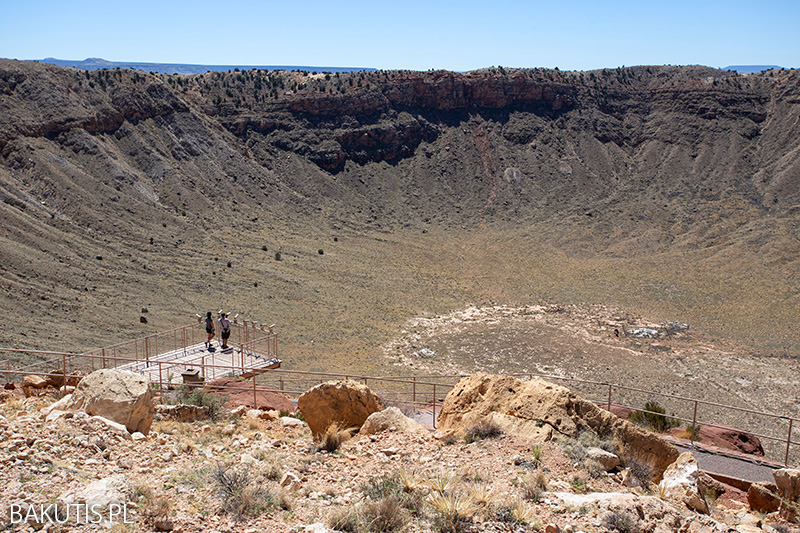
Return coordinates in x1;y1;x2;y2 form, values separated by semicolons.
219;312;232;350
204;312;215;349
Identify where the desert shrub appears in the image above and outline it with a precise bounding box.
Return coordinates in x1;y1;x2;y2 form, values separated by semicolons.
601;510;640;533
176;385;227;421
441;433;459;446
583;458;606;479
629;401;679;433
363;496;409;532
521;471;548;502
531;443;543;462
570;473;589;493
624;454;654;489
135;485;171;528
428;491;478;533
463;419;504;443
213;462;275;520
314;422;354;453
329;496;409;533
362;473;403;501
673;424;702;441
329;506;361;532
562;439;587;464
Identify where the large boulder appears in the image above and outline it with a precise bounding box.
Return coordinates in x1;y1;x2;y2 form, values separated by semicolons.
773;468;800;521
361;407;430;437
65;369;154;434
297;379;384;438
437;374;679;482
668;424;765;456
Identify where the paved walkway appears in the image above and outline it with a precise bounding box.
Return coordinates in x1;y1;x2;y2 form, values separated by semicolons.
676;444;777;484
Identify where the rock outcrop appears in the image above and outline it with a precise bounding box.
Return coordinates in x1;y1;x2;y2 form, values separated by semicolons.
360;407;429;436
204;377;294;412
297;380;384;438
63;368;154;434
437;374;678;481
773;468;800;521
747;481;780;514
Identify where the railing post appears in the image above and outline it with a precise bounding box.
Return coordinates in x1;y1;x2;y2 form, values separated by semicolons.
62;353;66;389
786;417;794;466
413;377;417;405
280;377;284;391
253;375;257;408
433;384;437;429
201;356;205;379
607;384;612;412
240;344;245;373
158;361;163;392
690;401;699;446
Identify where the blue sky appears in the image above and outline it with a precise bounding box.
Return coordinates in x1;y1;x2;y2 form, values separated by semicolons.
2;0;798;71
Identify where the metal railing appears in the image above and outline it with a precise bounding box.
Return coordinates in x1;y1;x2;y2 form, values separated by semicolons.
1;349;797;466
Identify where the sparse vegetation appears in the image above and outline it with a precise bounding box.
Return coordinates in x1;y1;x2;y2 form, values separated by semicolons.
520;471;548;502
175;385;227;421
314;422;354;453
463;419;504;443
629;401;680;433
212;462;278;520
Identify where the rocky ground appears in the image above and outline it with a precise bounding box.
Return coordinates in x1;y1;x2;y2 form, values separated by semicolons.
382;303;800;464
1;389;798;533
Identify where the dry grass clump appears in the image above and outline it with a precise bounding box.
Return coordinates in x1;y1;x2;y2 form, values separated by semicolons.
521;471;548;502
428;490;480;533
212;461;284;520
329;496;409;533
135;485;171;528
463;419;504;443
314;422;355;453
623;453;654;489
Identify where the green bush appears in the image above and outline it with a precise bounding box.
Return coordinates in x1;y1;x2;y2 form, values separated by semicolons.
629;401;679;433
176;385;227;421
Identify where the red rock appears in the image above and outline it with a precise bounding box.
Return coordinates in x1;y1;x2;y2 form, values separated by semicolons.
204;377;293;412
691;425;764;456
747;481;780;513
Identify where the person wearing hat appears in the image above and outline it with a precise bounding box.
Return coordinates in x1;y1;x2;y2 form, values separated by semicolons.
218;312;232;350
204;311;215;349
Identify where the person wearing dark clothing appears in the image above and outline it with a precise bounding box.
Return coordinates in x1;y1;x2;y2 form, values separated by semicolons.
219;313;231;350
205;312;215;349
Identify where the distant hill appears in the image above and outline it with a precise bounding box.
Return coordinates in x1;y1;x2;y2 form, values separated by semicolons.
723;64;784;73
38;57;376;74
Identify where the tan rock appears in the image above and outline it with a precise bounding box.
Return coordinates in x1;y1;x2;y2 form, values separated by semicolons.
72;474;134;508
297;379;384;438
280;471;302;490
747;481;780;514
684;486;710;514
361;407;429;436
91;415;133;439
586;447;620;471
23;375;48;389
437;374;678;481
661;452;699;497
65;369;154;434
245;409;263;419
596;493;684;533
773;468;800;521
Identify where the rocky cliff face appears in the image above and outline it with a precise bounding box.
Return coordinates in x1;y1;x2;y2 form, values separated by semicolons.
2;60;797;216
1;59;799;353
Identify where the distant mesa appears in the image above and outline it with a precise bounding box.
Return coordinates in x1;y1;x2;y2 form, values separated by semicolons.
723;64;784;73
38;57;376;74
